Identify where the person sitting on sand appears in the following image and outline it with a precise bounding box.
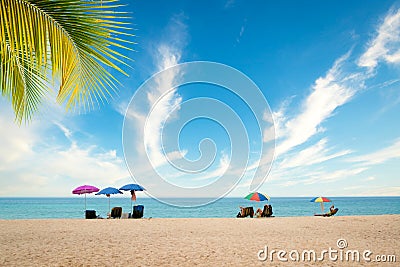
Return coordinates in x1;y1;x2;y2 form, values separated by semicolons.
255;208;263;218
330;205;335;213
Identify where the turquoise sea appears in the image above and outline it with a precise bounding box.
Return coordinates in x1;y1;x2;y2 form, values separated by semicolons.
0;197;399;219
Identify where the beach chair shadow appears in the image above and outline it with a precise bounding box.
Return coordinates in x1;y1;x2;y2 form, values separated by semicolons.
131;205;144;219
110;207;122;219
237;207;254;218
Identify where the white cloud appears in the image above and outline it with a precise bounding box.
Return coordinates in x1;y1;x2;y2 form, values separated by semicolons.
54;121;72;139
246;8;400;196
275;52;356;157
347;139;400;166
165;149;188;162
239;25;245;37
268;8;400;166
268;96;295;141
192;153;230;181
143;14;188;168
358;8;400;68
236;19;247;43
0;110;37;168
0;102;129;197
272;166;366;188
365;176;376;181
224;0;235;9
385;49;400;63
279;138;352;169
304;167;367;184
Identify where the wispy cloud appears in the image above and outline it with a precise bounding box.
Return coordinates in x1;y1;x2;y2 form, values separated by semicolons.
365;176;376;181
192;153;230;181
224;0;235;9
246;7;400;195
347;139;400;166
144;46;183;166
54;121;73;140
272;8;400;160
236;19;247;43
275;52;357;157
274;167;367;188
304;167;367;184
143;13;188;167
279;138;352;169
358;8;400;68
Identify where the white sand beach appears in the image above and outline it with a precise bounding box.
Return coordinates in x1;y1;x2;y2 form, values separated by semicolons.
1;215;399;266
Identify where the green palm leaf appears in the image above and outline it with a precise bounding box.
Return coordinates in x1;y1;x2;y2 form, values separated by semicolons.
0;0;133;122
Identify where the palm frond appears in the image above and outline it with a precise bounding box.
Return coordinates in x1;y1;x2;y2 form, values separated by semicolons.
0;0;133;122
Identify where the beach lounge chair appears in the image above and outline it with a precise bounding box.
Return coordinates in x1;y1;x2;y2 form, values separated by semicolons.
237;207;254;218
85;210;97;219
131;205;144;218
261;204;273;217
314;208;339;217
110;207;122;219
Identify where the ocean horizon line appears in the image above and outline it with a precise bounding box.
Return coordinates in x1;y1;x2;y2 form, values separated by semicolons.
1;196;399;219
1;195;400;199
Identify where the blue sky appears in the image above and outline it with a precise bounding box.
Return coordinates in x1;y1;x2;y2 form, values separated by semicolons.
0;0;400;197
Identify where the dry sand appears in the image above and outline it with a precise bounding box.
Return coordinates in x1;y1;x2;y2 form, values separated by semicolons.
0;215;399;266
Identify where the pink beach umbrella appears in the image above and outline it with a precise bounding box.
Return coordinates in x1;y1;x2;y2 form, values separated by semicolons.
72;185;100;210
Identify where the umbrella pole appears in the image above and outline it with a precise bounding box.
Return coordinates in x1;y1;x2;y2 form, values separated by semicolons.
85;193;87;211
321;202;324;212
108;197;111;215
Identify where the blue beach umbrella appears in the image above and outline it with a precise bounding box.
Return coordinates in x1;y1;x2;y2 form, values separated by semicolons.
119;184;146;209
96;187;123;214
119;184;145;191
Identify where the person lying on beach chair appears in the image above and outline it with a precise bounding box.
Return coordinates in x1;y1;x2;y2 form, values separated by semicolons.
237;206;254;218
314;205;339;217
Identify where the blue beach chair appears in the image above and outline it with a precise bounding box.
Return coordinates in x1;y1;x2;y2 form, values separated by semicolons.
131;205;144;218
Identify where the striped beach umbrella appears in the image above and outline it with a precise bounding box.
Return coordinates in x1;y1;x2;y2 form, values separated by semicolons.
244;192;270;202
310;196;332;212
